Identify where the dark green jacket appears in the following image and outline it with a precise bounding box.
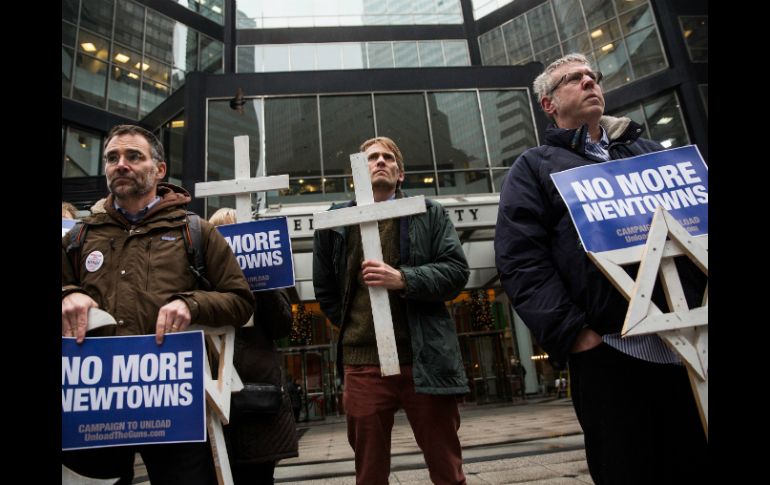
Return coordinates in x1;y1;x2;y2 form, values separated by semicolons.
313;196;470;395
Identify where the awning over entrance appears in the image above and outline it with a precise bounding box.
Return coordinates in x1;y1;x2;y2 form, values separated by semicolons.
260;194;502;301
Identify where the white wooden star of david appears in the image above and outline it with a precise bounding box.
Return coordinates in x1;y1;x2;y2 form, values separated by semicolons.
588;206;708;436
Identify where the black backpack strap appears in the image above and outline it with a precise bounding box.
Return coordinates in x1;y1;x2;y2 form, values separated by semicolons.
182;212;212;291
64;222;88;283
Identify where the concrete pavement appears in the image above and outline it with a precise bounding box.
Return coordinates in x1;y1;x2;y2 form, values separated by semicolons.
127;397;591;484
275;397;591;484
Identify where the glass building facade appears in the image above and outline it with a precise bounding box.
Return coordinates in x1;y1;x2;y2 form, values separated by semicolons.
204;89;537;213
236;40;470;72
235;0;464;28
63;0;223;122
478;0;667;92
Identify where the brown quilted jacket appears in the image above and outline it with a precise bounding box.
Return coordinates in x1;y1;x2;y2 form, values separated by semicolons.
61;183;254;335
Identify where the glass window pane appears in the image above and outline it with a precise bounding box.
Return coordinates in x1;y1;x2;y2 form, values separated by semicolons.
374;93;433;171
320;95;375;175
553;0;586;39
613;0;646;14
582;0;615;29
502;16;532;64
492;169;509;193
143;57;171;85
589;19;622;49
165;113;185;186
73;54;108;108
527;3;558;53
177;0;224;25
140;78;170;116
699;84;707;116
388;0;412;15
108;64;140;118
394;42;419;68
418;41;444;67
323;177;355;200
438;170;491;195
367;42;394;68
145;10;175;64
626;26;665;79
62;47;74;97
64;127;102;177
63;21;76;47
114;0;144;51
274;177;328;204
290;45;316;71
643;92;689;149
428;92;488;170
237;45;259;73
401;172;437;196
171;23;196;71
264;45;290;72
619;4;653;35
443;40;470;66
78;30;110;61
111;43;140;72
479;90;537;168
63;0;79;24
479;27;507;65
534;45;563;67
562;33;591;56
342;43;366;69
679;16;708;63
206;98;263;211
594;40;631;91
185;30;199;72
317;44;343;70
80;0;114;38
171;68;186;91
200;36;224;73
265;97;321;177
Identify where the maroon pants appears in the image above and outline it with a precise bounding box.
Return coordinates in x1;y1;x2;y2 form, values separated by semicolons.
343;365;466;485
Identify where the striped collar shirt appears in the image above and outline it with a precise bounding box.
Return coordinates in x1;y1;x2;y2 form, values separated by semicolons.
584;126;681;365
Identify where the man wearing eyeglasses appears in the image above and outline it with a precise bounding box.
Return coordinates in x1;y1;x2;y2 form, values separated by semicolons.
62;124;254;484
494;54;707;484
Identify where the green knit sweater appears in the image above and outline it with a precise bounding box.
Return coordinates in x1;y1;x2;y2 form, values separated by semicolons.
342;218;412;365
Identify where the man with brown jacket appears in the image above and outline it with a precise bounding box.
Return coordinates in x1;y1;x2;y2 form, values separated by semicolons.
61;124;254;484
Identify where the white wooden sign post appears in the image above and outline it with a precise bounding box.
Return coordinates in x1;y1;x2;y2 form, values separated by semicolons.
313;152;426;376
588;206;708;438
194;135;290;485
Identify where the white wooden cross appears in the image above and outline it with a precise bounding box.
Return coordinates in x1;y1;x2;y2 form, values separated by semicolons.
313;152;427;376
194;135;290;485
588;207;708;437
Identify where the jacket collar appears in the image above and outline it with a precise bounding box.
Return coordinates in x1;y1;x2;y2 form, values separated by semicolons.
544;115;644;154
100;183;192;227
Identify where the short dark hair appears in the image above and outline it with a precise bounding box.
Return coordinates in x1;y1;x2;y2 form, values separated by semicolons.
104;124;165;163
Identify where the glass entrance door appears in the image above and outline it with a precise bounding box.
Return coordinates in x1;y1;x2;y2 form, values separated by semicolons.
281;345;338;421
459;331;511;404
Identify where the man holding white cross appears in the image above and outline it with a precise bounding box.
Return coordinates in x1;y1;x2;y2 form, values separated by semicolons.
313;136;469;485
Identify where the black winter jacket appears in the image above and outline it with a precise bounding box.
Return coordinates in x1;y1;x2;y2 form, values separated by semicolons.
225;290;299;464
494;116;705;367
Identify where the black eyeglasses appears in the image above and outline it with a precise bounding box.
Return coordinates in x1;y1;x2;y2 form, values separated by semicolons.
548;70;603;95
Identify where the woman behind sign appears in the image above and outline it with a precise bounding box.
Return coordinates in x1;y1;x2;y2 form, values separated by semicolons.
209;208;299;484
